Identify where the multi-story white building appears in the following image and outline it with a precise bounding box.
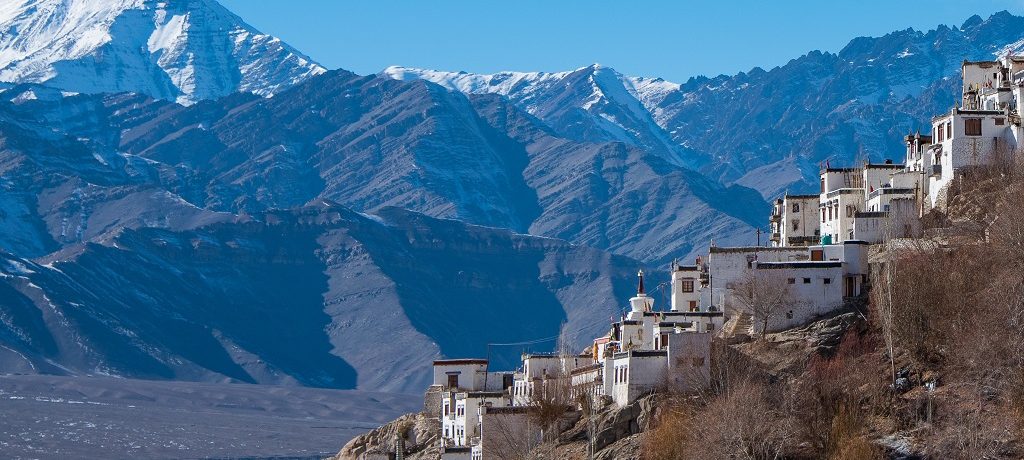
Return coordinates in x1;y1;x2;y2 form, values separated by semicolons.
770;194;821;247
430;359;516;455
817;167;864;244
701;241;868;332
926;57;1024;208
591;270;717;407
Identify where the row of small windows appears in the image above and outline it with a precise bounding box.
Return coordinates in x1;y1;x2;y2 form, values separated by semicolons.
614;365;629;384
820;204;857;222
934;118;999;141
443;426;466;444
786;277;831;285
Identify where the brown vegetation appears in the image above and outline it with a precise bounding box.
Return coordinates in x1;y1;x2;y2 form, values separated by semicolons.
644;159;1024;459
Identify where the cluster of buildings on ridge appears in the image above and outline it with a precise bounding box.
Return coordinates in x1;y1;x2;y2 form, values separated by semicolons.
772;55;1024;248
376;56;1019;460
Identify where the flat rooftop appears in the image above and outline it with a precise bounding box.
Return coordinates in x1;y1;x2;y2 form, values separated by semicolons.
756;261;843;269
434;359;488;366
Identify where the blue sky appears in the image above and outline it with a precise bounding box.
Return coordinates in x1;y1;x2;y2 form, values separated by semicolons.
220;0;1024;82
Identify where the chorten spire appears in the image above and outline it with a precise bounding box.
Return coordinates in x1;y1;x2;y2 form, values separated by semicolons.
628;268;654;315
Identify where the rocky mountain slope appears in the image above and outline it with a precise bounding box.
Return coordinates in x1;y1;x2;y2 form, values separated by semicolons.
388;12;1024;198
0;66;749;389
0;0;324;104
0;203;638;393
0;72;765;265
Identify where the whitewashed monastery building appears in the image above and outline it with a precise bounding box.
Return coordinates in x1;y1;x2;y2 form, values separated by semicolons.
772;54;1024;248
381;54;1008;460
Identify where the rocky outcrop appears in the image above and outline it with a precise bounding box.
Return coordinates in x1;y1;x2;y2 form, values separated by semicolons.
543;394;656;459
736;310;865;375
332;412;441;460
591;395;657;452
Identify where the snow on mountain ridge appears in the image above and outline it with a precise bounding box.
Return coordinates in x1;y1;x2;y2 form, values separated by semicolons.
0;0;325;104
385;64;703;168
383;65;578;113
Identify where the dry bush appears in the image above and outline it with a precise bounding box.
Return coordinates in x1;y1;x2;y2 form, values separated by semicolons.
786;330;886;459
643;399;695;460
870;157;1024;458
831;432;884;460
698;381;794;460
872;241;995;369
646;339;796;460
698;340;769;404
648;380;793;460
926;400;1012;460
527;377;572;441
482;410;539;460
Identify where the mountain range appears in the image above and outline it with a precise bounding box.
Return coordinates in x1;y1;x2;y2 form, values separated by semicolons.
1;0;1024;392
387;12;1024;198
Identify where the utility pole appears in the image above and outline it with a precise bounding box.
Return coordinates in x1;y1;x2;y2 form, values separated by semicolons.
756;227;761;247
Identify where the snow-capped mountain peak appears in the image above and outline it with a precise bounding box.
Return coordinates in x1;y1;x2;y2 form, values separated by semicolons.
383;64;702;168
0;0;325;104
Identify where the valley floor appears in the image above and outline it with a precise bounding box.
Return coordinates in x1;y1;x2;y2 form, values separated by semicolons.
0;375;420;459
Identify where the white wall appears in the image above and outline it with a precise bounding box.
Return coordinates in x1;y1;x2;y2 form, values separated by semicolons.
745;263;844;331
609;352;666;407
434;361;489;391
821;190;864;243
665;332;712;392
705;247;807;313
962;62;999;100
863;166;903;194
779;195;820;245
445;393;508;447
670;266;701;311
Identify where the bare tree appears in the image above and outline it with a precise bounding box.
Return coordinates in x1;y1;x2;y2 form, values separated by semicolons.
480;406;539;460
731;269;794;337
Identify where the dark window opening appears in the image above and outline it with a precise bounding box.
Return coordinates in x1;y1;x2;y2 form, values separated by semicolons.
965;118;981;136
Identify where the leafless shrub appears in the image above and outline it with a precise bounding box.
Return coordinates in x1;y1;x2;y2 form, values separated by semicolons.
731;269;795;337
481;408;539;460
926;399;1011;460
